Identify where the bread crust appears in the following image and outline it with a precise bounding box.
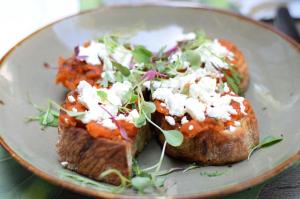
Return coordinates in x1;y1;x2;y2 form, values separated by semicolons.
155;105;259;165
57;123;151;185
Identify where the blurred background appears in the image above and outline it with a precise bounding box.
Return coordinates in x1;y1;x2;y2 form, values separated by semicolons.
0;0;299;58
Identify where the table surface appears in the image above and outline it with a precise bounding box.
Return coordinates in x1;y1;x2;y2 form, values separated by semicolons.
1;1;299;199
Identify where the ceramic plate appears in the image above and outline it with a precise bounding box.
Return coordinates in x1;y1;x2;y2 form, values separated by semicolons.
0;4;299;199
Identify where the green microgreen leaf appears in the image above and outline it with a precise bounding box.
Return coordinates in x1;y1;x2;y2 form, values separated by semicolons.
134;115;146;128
60;170;114;192
112;61;130;77
132;45;152;63
124;90;138;104
27;100;60;129
183;163;200;173
98;35;119;53
141;101;156;118
182;30;206;51
229;65;241;85
131;176;152;193
141;101;156;113
97;90;107;102
156;167;184;176
156;45;167;59
162;130;184;147
182;50;201;68
200;170;227;177
248;135;283;160
115;71;125;82
224;73;240;95
49;100;85;119
100;169;130;193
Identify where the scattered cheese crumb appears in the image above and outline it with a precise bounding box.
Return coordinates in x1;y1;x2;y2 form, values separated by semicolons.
188;125;194;131
165;116;176;126
72;107;78;112
234;121;241;127
160;103;166;107
101;118;117;130
61;161;68;167
229;125;236;132
67;95;76;103
181;116;189;124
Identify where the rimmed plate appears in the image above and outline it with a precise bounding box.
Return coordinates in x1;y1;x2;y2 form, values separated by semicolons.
0;4;300;199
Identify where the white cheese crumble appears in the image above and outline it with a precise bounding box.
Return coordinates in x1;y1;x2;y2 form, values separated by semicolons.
223;83;230;93
100;118;117;130
71;107;78;112
185;98;205;121
61;161;68;167
151;68;246;123
75;80;135;129
67;95;76;103
181;116;189;124
165;116;176;126
234;121;241;127
78;41;113;70
193;39;234;71
229;125;236;132
160;103;166;107
188;125;194;131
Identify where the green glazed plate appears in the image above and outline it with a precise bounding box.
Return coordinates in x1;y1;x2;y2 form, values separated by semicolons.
0;4;299;199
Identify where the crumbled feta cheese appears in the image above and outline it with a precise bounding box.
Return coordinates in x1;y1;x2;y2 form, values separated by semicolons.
76;80;132;124
72;107;78;112
151;73;246;122
152;88;186;116
185;98;205;121
181;116;189;124
61;161;68;167
168;93;187;116
229;125;236;132
234;121;241;127
67;95;76;103
78;41;113;70
165;116;176;126
223;83;230;93
160;103;166;107
188;125;194;131
115;114;126;120
101;118;117;130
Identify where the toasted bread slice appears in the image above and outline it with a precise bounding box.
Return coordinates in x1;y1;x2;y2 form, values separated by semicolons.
154;101;259;165
57;122;151;185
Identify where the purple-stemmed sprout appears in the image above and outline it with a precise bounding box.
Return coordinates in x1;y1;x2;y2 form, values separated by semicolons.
164;45;178;57
99;105;130;141
142;69;167;81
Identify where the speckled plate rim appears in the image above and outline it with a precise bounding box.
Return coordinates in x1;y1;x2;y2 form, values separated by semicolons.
0;3;300;199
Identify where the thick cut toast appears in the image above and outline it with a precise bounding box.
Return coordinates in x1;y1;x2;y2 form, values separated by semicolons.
154;103;259;165
57;123;151;185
